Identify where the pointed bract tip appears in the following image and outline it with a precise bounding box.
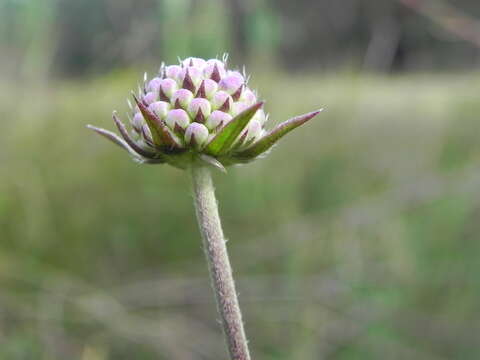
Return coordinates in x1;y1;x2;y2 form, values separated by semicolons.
200;154;227;173
250;101;264;112
232;107;323;161
302;108;323;121
131;91;139;102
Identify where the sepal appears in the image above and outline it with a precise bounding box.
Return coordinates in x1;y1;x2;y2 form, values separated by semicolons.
234;109;323;160
204;102;264;156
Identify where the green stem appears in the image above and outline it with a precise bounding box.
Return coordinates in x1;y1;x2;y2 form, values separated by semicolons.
190;165;251;360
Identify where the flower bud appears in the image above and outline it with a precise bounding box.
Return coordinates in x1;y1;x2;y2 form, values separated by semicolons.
219;73;244;96
171;89;194;109
227;70;245;82
231;101;250;117
181;66;203;92
204;59;227;81
251;108;267;125
165;109;190;131
235;119;262;150
240;88;256;106
159;78;178;99
148;101;170;119
89;56;321;168
147;77;162;92
205;110;232;130
196;79;218;99
131;112;144;132
165;65;183;82
245;119;262;142
211;91;232;112
182;57;207;69
206;58;226;68
185;122;209;149
143;91;157;105
188;98;211;123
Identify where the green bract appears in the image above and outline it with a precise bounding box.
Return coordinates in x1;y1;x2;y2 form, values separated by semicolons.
88;56;322;171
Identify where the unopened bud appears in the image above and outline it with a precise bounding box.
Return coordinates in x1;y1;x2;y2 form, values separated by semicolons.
235;119;262;149
252;108;267;125
231;101;250;116
147;77;162;92
211;91;232;111
185;122;209;149
205;110;232;130
143;91;157;105
165;65;183;82
204;59;227;81
181;67;203;91
171;89;194;109
245;119;262;142
159;78;178;99
165;109;190;131
182;57;207;69
188;98;211;123
219;73;244;95
131;112;144;132
203;79;218;98
148;101;170;119
227;71;245;82
240;88;257;106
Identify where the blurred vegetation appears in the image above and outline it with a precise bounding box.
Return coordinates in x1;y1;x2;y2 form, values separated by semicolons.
1;70;480;359
1;0;480;359
3;0;480;80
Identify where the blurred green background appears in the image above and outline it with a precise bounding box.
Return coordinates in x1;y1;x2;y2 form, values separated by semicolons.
1;0;480;359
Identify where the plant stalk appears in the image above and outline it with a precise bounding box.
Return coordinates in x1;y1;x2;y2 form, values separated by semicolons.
190;165;251;360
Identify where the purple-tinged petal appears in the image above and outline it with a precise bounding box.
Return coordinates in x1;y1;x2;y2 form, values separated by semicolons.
195;79;218;99
171;89;194;109
165;65;182;82
147;77;162;92
159;78;178;98
240;88;257;106
218;73;244;95
185;122;209;149
211;91;232;111
165;109;190;131
205;110;232;130
204;60;226;81
148;101;170;119
188;98;211;121
131;112;144;132
182;57;206;69
143;91;157;105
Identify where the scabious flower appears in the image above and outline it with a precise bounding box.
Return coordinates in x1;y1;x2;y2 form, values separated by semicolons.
88;55;322;171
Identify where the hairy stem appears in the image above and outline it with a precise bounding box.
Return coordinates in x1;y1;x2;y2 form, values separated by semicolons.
190;165;251;360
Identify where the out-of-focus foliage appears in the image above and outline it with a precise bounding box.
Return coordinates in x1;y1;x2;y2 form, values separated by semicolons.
2;0;480;79
1;71;480;359
1;0;480;359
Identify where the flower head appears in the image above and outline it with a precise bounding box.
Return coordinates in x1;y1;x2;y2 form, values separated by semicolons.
88;55;322;171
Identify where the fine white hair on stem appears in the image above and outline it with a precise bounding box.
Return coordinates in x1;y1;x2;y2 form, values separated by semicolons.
191;165;251;360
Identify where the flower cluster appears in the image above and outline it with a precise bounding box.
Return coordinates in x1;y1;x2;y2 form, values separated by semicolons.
88;56;321;170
